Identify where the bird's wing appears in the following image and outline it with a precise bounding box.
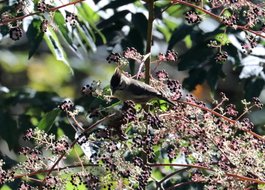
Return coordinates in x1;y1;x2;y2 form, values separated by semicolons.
128;79;161;97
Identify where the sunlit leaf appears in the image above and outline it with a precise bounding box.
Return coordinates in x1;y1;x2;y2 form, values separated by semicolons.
43;27;73;74
77;2;100;22
37;109;61;132
77;22;97;52
54;11;77;52
26;18;44;59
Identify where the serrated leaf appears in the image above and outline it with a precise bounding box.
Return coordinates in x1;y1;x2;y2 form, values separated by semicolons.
37;109;61;132
26;18;44;59
43;27;73;74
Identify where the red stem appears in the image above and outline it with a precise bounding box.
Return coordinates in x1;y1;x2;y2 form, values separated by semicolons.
149;163;265;184
0;0;86;26
171;0;265;39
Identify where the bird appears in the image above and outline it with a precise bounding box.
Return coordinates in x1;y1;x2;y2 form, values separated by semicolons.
110;69;176;105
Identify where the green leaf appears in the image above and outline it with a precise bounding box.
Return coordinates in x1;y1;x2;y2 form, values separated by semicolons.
77;22;97;52
154;0;171;7
76;4;106;44
26;18;44;59
178;43;215;70
37;109;61;132
43;27;73;74
0;185;12;190
54;11;75;50
77;2;100;22
168;24;194;50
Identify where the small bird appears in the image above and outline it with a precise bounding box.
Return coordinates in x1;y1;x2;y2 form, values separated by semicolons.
110;69;175;105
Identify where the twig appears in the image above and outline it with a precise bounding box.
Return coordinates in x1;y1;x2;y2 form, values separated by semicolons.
14;163;98;179
0;0;86;26
156;167;191;189
149;163;265;184
145;0;154;84
40;113;115;186
171;0;265;39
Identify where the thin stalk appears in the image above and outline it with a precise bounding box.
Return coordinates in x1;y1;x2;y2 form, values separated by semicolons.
145;0;154;84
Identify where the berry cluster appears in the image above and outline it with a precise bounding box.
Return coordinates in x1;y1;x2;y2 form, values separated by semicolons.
241;34;258;54
37;0;48;12
81;80;102;97
84;174;99;190
44;176;60;189
157;50;178;62
58;99;74;112
121;100;137;122
123;47;143;63
9;27;23;41
66;13;78;27
252;97;263;109
106;52;122;63
133;157;152;190
185;10;202;24
207;40;220;48
0;160;14;185
156;70;169;81
52;139;70;154
215;51;228;63
18;182;32;190
225;104;238;117
147;113;163;129
222;14;238;27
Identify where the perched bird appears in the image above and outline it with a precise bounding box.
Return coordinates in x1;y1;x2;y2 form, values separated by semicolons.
110;69;175;105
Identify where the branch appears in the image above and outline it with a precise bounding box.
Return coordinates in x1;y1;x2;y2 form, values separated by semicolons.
145;0;154;84
177;100;265;141
149;163;265;184
14;163;98;179
40;113;115;186
0;0;86;26
171;0;265;39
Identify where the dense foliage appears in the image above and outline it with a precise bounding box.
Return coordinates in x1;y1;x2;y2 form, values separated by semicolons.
0;0;265;189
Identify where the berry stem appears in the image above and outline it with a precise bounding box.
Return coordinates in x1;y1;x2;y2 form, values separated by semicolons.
0;0;86;26
149;163;265;184
171;0;265;39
